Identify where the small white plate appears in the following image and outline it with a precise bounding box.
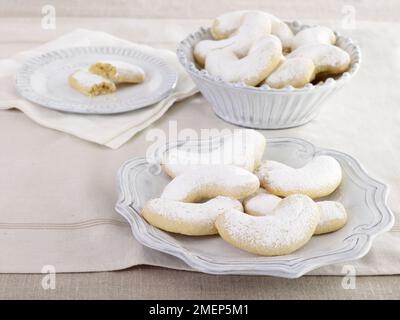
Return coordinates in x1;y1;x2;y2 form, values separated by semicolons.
16;47;178;114
115;136;394;278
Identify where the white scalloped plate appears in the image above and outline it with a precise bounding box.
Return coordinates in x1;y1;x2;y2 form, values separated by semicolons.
115;136;394;278
16;47;178;114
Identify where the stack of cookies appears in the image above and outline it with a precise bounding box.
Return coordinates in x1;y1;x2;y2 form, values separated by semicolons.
142;129;348;256
193;10;351;89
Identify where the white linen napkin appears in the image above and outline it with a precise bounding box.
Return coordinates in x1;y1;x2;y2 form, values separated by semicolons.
0;28;198;149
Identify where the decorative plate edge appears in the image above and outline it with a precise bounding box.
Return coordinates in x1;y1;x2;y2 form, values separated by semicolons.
115;137;394;277
15;46;178;114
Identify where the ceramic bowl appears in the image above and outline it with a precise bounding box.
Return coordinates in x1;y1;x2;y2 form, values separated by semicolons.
177;22;361;129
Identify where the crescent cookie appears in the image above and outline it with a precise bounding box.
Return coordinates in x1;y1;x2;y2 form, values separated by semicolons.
243;188;281;217
243;192;348;235
161;165;260;203
194;11;271;66
215;194;320;256
211;10;293;49
89;60;145;83
205;35;283;86
290;26;336;51
265;44;350;88
288;43;351;75
162;129;266;178
265;57;315;89
68;69;116;96
314;201;348;235
142;196;243;236
256;156;342;198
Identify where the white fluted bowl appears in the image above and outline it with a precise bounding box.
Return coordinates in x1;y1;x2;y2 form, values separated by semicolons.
115;136;394;277
177;22;361;129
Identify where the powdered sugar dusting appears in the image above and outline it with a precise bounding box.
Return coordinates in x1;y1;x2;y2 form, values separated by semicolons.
219;194;319;250
161;165;260;202
257;156;342;195
290;26;336;50
212;10;293;47
163;129;266;177
318;201;347;226
98;60;145;79
205;35;282;86
70;69;111;87
195;11;272;65
212;10;248;37
265;57;314;88
243;188;281;216
242;193;347;234
288;44;350;72
146;196;243;229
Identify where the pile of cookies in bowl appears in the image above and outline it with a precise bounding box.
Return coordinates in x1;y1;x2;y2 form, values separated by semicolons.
193;10;351;89
177;10;361;129
141;129;348;256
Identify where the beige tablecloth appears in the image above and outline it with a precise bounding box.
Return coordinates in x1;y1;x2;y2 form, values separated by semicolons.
0;17;399;275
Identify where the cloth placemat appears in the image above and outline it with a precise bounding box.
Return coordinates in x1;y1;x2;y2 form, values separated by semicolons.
0;18;399;275
0;28;197;149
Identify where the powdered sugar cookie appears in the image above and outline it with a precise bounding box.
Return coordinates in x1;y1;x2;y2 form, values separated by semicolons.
162;129;266;178
265;43;350;88
264;57;315;89
211;10;293;49
215;194;320;256
243;194;348;234
142;196;243;236
68;69;116;96
270;19;294;50
290;26;336;51
243;188;281;216
205;35;283;86
194;11;271;66
161;165;260;202
288;43;351;75
256;156;342;198
89;60;145;83
314;201;348;235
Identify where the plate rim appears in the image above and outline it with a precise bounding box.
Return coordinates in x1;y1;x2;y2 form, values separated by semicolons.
115;136;395;278
15;46;178;114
